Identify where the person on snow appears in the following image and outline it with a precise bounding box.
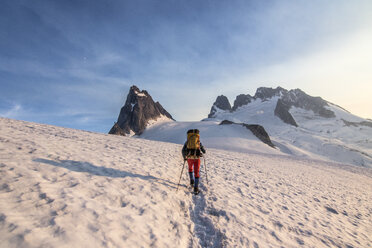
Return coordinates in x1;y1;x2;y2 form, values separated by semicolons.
182;129;206;194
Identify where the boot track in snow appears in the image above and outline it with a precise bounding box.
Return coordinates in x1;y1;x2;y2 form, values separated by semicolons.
187;184;226;248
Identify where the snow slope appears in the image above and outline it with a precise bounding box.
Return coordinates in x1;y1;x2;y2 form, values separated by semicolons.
1;117;372;247
203;97;372;167
141;120;282;156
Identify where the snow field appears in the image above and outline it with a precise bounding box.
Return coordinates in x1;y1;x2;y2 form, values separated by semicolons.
0;118;192;247
141;120;282;156
207;152;372;247
1;117;372;247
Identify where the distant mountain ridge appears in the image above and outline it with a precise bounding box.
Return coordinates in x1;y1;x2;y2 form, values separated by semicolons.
109;85;371;167
206;86;372;167
209;87;336;126
109;85;174;136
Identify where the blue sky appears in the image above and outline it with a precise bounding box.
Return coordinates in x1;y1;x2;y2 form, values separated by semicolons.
1;0;371;133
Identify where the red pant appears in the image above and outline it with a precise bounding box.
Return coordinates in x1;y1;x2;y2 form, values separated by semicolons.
188;159;200;178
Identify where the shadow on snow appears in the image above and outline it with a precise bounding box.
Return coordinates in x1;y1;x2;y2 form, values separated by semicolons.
34;158;179;189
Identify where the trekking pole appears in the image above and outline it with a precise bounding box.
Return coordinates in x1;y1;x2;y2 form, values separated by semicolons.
203;156;209;185
176;160;187;192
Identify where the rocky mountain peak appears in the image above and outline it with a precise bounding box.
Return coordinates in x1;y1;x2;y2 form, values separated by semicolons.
124;86;149;105
232;94;254;111
208;95;232;118
109;85;174;136
207;86;337;127
254;87;287;100
131;85;149;97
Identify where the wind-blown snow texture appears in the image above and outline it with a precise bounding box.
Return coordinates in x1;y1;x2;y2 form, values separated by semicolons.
1;117;372;247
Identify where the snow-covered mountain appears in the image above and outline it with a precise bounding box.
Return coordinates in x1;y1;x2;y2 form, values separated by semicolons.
204;87;372;167
109;85;174;136
1;117;371;247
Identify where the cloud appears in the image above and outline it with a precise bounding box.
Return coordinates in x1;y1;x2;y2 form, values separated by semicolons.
0;104;22;119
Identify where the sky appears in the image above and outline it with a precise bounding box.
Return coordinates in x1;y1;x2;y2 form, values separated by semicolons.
1;0;371;133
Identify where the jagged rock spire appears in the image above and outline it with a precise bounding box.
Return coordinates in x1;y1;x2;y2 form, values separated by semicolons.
232;94;254;111
109;85;174;136
208;95;231;118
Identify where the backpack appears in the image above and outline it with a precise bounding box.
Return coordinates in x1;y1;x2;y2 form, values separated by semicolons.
186;129;200;157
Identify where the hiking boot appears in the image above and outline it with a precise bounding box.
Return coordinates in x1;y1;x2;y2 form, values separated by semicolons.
194;187;199;194
190;179;194;187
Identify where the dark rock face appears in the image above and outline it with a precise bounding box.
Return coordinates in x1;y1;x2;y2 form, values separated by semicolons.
208;95;231;118
243;124;275;148
108;123;127;136
281;89;335;118
220;120;234;125
342;119;372;128
219;120;275;148
272;88;335;125
232;94;254;111
254;87;287;100
109;85;174;136
274;99;298;127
